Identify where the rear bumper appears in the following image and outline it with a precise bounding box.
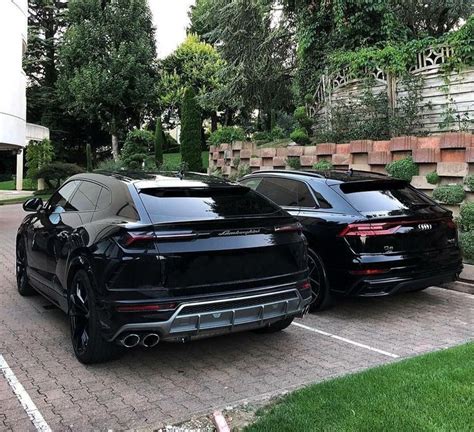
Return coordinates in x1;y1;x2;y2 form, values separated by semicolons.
106;287;311;342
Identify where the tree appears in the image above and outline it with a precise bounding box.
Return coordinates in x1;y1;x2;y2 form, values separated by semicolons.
57;0;158;160
86;143;93;172
26;139;55;180
180;88;203;172
154;119;164;166
121;129;154;170
203;0;295;130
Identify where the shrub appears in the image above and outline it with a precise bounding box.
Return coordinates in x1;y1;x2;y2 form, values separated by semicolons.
237;163;251;178
290;128;310;145
180;88;203;171
458;202;474;231
432;184;465;205
154;119;164;165
294;106;312;134
464;174;474;191
86;143;93;172
34;162;84;189
426;171;440;185
232;157;240;168
270;126;286;140
460;230;474;263
96;158;124;171
286;157;301;170
385;156;419;182
253;131;272;143
313;160;333;170
121;129;154;169
209;126;245;146
26;139;54;180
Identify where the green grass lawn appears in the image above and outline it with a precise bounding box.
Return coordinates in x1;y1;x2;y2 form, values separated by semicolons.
0;193;51;206
246;343;473;432
0;178;36;191
163;151;209;169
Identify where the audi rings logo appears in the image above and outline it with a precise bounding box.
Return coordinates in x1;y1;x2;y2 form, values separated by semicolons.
417;223;432;231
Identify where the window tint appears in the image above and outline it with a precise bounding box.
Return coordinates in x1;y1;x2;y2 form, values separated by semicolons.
69;181;102;212
139;187;281;223
256;178;316;208
96;187;112;210
240;178;262;191
338;181;433;215
48;181;80;211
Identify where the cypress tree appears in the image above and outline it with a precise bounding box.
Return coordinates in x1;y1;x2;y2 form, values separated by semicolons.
154;118;164;166
86;143;93;172
180;88;202;172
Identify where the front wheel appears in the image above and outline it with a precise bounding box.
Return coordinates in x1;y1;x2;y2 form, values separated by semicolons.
16;238;35;296
308;249;334;311
69;269;122;364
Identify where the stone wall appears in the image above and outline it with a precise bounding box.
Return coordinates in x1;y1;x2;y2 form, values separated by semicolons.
208;132;474;216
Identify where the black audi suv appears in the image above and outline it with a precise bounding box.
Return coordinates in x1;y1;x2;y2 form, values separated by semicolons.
240;169;462;310
16;172;311;363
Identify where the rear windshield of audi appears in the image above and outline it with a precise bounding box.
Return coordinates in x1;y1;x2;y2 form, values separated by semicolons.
139;186;283;223
336;180;435;216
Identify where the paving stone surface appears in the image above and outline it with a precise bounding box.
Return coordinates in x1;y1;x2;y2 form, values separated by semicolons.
0;204;473;431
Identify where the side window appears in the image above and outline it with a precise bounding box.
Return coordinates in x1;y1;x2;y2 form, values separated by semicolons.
310;184;333;209
256;178;299;207
96;187;112;210
69;181;102;212
48;181;80;211
296;181;317;208
240;178;262;190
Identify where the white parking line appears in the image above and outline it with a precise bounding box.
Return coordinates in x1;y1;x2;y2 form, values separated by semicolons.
292;322;400;358
0;354;52;432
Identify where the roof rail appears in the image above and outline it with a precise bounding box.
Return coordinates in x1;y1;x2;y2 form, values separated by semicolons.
251;169;326;179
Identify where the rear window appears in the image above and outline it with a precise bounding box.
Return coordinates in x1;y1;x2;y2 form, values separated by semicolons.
337;180;434;215
139;186;282;223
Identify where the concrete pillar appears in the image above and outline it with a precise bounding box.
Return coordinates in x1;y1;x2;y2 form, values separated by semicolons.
16;149;23;191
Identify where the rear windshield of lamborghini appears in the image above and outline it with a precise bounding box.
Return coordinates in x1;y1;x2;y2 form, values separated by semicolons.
139;186;283;223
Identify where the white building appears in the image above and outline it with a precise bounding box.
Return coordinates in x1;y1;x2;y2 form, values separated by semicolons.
0;0;49;191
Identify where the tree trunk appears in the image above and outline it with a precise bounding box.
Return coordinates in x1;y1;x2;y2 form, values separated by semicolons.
111;134;119;161
211;111;218;132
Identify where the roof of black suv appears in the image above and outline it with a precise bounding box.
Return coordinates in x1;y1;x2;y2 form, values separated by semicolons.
247;169;391;185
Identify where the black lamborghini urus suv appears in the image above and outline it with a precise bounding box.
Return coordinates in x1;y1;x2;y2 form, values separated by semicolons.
16;172;311;363
240;170;462;310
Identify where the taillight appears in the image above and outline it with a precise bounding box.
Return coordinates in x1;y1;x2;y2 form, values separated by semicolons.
444;219;456;229
275;222;303;233
349;269;388;276
116;303;177;313
120;230;197;247
338;223;401;237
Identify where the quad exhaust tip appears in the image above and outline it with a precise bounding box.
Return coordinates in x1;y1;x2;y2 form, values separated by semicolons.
120;333;140;348
141;333;160;348
119;333;160;348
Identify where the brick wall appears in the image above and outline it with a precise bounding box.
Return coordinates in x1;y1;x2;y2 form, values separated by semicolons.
209;132;474;216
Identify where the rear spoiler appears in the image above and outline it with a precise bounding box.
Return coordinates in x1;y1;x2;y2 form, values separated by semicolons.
339;179;408;194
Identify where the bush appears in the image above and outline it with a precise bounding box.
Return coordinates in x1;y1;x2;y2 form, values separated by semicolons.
464;174;474;191
96;158;124;171
121;129;154;169
180;88;203;171
270;126;287;140
154;119;164;165
294;106;312;134
237;163;251;178
313;160;333;170
385;156;419;182
460;230;474;263
458;202;474;231
286;157;301;170
26;139;54;180
290;128;310;145
426;171;440;185
253;131;272;143
432;184;465;205
34;162;84;189
209;126;245;146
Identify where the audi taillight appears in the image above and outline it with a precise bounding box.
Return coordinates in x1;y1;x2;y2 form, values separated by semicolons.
338;223;402;237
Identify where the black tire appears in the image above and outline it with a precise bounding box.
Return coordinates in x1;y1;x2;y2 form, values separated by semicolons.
308;249;334;312
16;237;36;296
69;269;123;364
255;317;294;333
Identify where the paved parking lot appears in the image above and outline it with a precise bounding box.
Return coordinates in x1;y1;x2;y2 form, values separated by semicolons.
1;204;473;431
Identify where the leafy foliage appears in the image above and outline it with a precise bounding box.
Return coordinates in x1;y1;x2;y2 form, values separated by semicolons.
385;156;419;182
180;88;203;171
313;160;333;171
86;143;93;172
290;128;310;145
286;157;301;170
294;106;313;135
26;139;55;180
426;171;440;185
57;0;158;159
121;129;154;170
34;162;83;189
209;127;245;146
432;184;465;205
460;230;474;263
458;203;474;232
154;119;164;166
464;174;474;191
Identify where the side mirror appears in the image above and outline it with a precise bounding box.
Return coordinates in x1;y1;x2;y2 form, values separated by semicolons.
23;197;43;212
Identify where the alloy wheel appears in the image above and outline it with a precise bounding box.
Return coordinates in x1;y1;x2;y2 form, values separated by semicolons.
308;252;322;303
16;241;27;288
69;276;91;356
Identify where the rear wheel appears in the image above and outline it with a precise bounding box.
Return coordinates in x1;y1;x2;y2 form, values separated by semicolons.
69;269;122;364
255;317;294;333
308;249;334;311
16;238;35;296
